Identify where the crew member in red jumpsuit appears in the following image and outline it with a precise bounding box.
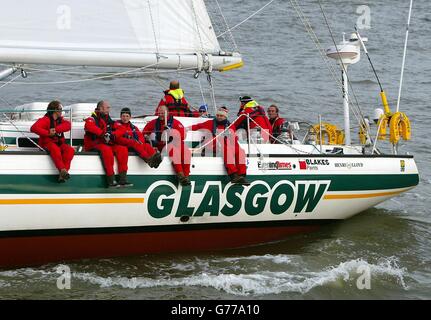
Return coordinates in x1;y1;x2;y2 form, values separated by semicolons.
267;104;286;143
191;106;249;185
31;100;75;183
113;107;162;168
233;96;273;142
84;100;130;188
155;80;199;117
143;105;191;186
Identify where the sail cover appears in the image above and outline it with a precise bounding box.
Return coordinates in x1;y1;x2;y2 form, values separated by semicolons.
0;0;242;70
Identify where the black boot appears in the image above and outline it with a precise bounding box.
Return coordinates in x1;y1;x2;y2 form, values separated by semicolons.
106;175;120;188
147;152;163;168
177;172;191;186
118;172;133;187
58;169;70;183
229;173;243;184
230;173;250;186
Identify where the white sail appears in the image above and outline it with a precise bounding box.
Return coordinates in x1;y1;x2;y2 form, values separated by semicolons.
0;0;242;71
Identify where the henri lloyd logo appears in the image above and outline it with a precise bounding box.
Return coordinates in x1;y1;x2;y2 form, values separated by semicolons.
258;161;294;170
299;159;330;171
334;162;364;169
146;180;331;219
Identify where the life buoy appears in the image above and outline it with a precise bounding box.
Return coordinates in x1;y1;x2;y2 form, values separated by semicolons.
311;122;341;145
389;112;411;144
377;115;390;141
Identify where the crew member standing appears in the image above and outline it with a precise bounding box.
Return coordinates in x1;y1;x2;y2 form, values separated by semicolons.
113;107;162;168
84;100;130;188
31;100;75;183
233;96;272;142
144;105;191;186
191;106;249;185
156;80;198;117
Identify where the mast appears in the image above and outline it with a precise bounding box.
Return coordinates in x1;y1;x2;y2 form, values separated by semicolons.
341;67;350;145
326;33;363;145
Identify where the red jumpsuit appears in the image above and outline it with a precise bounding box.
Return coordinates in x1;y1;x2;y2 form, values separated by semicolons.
269;117;286;143
113;121;156;160
192;119;247;176
84;112;128;176
233;105;273;142
30;115;75;172
156;89;199;117
143;117;191;176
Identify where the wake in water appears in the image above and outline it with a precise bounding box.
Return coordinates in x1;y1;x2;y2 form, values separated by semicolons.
0;255;409;297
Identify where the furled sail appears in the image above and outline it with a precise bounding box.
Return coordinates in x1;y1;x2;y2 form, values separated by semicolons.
0;0;242;71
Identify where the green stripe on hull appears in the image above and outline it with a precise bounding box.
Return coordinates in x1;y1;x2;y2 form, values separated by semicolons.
0;174;419;194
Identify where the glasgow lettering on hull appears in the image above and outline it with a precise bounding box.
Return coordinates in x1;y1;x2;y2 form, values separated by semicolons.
145;180;331;219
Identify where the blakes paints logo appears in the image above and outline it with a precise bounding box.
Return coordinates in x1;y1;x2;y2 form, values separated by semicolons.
299;159;330;171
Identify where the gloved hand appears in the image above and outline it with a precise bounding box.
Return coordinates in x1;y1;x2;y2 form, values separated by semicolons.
104;132;115;143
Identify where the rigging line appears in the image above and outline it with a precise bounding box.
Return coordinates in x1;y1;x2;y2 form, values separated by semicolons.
317;0;370;136
0;73;21;90
289;0;365;131
289;0;341;89
0;62;187;85
197;75;207;105
207;73;218;115
191;0;205;54
289;0;367;143
147;0;160;61
213;0;238;51
217;0;277;39
396;0;414;113
0;113;44;151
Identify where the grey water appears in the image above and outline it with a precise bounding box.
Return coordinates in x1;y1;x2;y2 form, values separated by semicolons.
0;0;430;299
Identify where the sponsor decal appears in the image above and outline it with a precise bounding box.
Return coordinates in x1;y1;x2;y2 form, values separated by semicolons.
257;161;294;170
299;159;330;171
334;162;364;169
299;160;307;170
146;180;331;219
400;160;405;172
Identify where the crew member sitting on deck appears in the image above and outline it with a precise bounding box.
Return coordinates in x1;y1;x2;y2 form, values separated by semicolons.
113;108;162;168
191;106;249;185
156;80;199;117
84;100;130;188
267;104;286;143
30;100;75;183
233;96;272;142
144;105;192;186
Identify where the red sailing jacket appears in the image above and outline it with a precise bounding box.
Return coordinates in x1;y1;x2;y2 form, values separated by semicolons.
30;115;71;148
113;121;146;147
84;112;115;151
270;117;285;135
233;106;273;135
143;117;186;151
191;119;236;152
156;89;199;117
